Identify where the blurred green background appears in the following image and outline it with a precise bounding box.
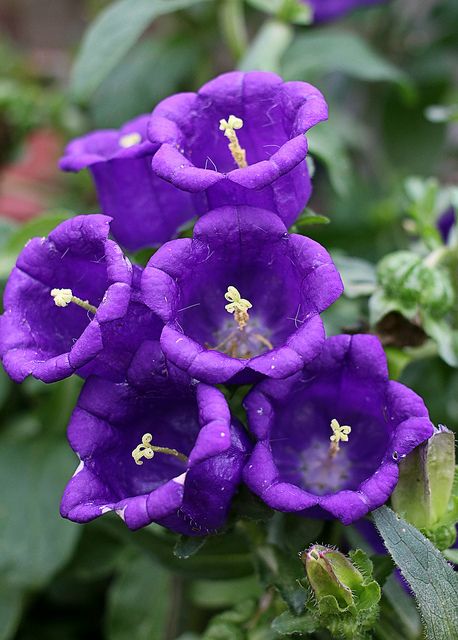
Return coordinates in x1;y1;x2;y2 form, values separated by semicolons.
0;1;457;638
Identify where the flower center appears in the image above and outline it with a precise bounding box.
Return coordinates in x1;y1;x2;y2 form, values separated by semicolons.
207;286;273;359
132;433;188;465
299;439;352;495
50;288;97;315
219;115;248;169
329;418;351;458
119;132;142;148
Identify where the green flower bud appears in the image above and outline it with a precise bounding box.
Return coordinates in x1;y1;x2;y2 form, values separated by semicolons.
301;545;364;610
392;426;455;531
300;546;381;639
377;251;454;317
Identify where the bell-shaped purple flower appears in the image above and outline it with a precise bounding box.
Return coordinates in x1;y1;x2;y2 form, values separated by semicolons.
148;71;327;228
306;0;385;22
0;214;164;384
59;115;194;251
243;334;434;524
61;377;250;534
141;206;343;385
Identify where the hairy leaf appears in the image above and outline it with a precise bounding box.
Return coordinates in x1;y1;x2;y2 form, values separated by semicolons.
373;506;458;640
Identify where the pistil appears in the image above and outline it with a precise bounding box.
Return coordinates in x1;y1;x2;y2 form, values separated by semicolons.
51;288;97;315
329;419;352;458
132;433;188;465
219;115;247;169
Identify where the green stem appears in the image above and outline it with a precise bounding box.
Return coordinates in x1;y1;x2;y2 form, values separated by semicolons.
219;0;248;63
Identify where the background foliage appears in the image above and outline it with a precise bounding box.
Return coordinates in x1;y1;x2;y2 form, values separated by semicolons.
0;0;457;638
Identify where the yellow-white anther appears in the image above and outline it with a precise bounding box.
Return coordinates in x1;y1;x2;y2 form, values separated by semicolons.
218;115;247;169
219;115;244;137
51;288;73;308
132;433;155;466
132;433;188;466
50;288;97;314
119;132;142;148
225;286;252;331
224;286;252;314
330;419;352;445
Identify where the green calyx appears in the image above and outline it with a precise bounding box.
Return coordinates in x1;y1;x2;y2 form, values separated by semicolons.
392;426;457;547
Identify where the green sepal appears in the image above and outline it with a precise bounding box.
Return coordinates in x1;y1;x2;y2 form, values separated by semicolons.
392;429;456;536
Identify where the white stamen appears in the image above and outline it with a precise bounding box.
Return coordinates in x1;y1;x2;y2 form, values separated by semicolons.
329;419;352;457
51;288;73;307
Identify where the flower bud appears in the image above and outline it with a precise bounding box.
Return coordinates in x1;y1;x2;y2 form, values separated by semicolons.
392;425;455;530
301;545;364;609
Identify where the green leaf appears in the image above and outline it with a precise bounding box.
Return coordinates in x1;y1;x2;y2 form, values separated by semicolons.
173;535;207;559
106;549;172;640
291;208;331;231
283;30;411;89
373;506;458;640
70;0;210;101
89;37;201;129
238;18;293;73
0;435;80;589
271;610;317;635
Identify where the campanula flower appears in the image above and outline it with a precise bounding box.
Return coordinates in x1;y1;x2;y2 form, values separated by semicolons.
148;71;327;228
61;378;250;534
60;115;194;251
243;334;434;524
141;205;343;385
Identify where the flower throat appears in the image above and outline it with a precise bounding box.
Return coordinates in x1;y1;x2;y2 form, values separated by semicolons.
208;286;273;359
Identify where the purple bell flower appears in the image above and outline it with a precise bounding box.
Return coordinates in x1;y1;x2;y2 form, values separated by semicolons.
60;377;250;534
59;115;194;251
243;334;434;524
141;205;343;385
306;0;385;22
148;71;327;228
0;214;163;384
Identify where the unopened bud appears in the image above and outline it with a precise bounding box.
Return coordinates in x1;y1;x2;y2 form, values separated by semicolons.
392;426;455;531
301;545;364;609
